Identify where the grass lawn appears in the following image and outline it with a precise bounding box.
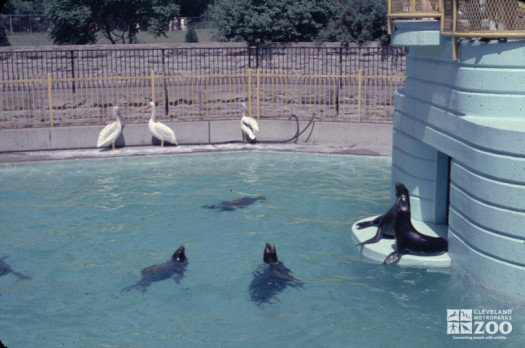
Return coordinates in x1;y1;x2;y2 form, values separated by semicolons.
7;29;216;46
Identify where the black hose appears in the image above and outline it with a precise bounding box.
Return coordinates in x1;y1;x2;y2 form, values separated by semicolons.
256;112;316;144
179;112;316;147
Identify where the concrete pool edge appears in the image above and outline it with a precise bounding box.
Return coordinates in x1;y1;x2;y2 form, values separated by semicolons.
0;143;389;164
0;120;393;163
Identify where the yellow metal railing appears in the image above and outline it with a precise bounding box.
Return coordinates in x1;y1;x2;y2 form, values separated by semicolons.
0;70;405;128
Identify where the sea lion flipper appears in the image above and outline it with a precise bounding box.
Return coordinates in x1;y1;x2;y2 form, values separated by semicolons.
356;225;384;246
121;283;147;293
172;273;183;284
356;214;383;229
13;272;31;280
383;251;403;264
270;267;303;284
120;284;134;293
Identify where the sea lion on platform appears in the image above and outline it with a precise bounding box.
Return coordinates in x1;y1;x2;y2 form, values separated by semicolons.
249;242;303;306
383;187;448;264
356;182;409;246
202;196;266;211
121;245;188;293
0;257;31;281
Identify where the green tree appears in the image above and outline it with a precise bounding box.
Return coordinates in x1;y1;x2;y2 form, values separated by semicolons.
317;0;389;44
45;1;97;44
2;0;45;14
184;26;198;42
177;0;212;17
0;0;9;46
1;0;46;38
0;23;10;46
205;0;334;44
44;0;180;45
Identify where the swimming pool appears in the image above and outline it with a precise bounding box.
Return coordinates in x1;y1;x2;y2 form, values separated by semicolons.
0;152;523;347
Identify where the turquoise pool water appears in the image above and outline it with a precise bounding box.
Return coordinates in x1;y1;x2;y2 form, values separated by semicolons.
0;152;523;347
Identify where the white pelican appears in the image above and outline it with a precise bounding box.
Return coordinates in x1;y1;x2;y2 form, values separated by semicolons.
240;102;259;142
97;106;123;150
148;102;177;147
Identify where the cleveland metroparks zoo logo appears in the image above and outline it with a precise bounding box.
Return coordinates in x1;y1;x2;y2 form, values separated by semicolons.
447;309;512;341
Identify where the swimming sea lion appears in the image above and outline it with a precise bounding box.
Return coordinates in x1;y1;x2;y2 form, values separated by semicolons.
0;257;31;280
202;196;266;211
356;182;409;246
249;242;303;306
383;187;448;264
121;245;188;293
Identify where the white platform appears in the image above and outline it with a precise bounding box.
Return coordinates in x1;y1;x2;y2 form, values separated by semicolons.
351;216;452;268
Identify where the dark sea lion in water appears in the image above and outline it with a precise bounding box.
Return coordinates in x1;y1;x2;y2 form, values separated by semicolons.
202;196;266;211
356;182;409;246
0;257;31;281
249;242;303;306
121;245;188;293
383;187;448;264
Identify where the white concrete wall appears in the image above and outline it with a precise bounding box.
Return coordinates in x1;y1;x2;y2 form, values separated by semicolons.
0;120;392;154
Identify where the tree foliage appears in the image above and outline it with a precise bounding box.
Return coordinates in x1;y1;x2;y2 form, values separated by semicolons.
207;0;388;45
0;22;10;46
0;0;9;46
318;0;389;44
45;1;97;44
184;26;198;43
44;0;180;45
178;0;212;17
2;0;44;14
205;0;334;45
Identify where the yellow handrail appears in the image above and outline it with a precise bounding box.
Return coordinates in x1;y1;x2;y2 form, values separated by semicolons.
0;70;406;128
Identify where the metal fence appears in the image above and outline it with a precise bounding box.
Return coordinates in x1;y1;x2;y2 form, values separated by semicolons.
0;14;52;34
0;45;406;128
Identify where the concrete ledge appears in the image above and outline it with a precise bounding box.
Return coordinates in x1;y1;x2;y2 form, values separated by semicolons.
0;120;392;156
351;216;451;268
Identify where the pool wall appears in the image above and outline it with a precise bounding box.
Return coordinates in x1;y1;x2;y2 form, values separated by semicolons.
0;120;392;155
391;21;525;300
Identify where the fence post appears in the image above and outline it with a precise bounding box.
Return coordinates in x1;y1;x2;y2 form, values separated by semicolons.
247;69;252;116
357;69;362;123
255;46;260;70
47;73;54;127
151;70;155;104
256;68;260;120
337;47;343;116
70;51;76;94
162;49;169;116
